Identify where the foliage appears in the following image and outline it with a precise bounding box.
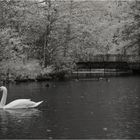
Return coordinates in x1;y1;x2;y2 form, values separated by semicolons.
0;0;139;81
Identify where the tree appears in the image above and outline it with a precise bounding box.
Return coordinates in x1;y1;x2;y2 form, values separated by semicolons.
124;0;140;55
114;0;140;55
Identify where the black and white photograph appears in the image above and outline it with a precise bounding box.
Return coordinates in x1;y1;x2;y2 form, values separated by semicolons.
0;0;140;139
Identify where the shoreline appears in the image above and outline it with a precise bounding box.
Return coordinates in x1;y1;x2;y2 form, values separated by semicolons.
1;69;140;84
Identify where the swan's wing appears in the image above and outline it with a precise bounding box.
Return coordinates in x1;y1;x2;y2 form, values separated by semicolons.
4;99;36;109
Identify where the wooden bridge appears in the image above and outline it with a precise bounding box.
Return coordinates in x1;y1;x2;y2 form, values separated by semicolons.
76;54;140;70
72;54;140;78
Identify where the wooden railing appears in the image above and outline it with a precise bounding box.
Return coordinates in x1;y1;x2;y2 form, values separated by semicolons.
78;54;140;63
76;55;140;71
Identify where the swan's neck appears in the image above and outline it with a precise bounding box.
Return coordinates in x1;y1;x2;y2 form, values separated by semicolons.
0;89;7;106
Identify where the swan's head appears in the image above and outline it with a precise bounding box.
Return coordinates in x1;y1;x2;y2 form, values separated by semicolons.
0;86;7;92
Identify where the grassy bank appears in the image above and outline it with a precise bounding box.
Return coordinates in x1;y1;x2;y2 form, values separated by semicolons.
0;59;72;84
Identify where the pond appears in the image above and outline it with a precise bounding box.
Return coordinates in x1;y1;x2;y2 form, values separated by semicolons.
0;76;140;139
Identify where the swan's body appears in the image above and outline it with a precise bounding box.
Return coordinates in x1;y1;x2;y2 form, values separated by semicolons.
0;86;43;109
3;99;43;109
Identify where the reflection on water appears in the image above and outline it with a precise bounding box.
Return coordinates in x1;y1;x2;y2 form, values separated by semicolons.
0;109;41;138
0;76;140;139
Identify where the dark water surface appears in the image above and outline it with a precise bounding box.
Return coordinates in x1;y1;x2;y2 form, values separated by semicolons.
0;76;140;139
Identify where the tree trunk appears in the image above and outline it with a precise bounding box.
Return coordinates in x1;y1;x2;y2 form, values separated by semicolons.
63;0;73;57
43;33;47;67
43;0;51;67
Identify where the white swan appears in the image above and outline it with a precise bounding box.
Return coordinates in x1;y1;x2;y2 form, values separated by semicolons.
0;86;43;109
